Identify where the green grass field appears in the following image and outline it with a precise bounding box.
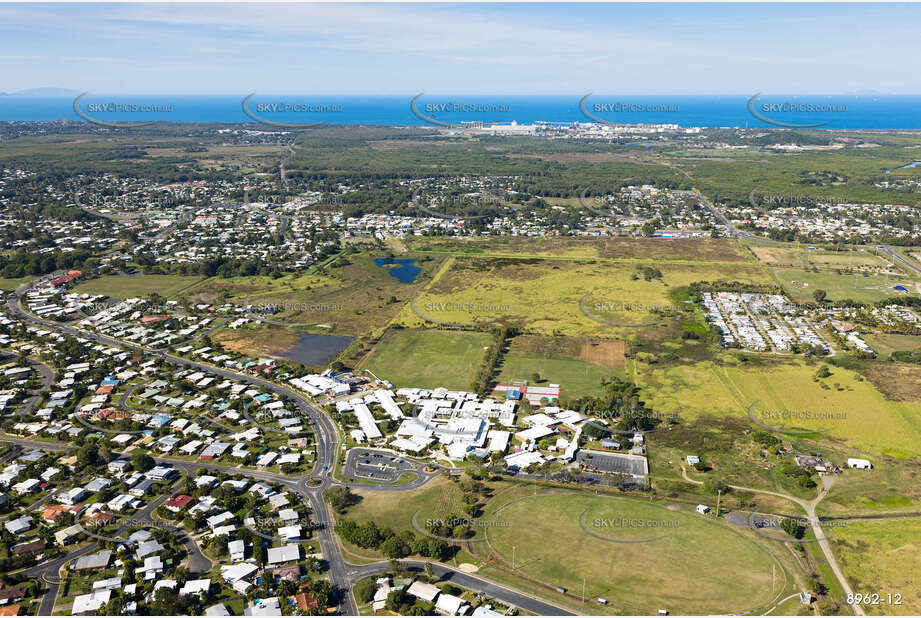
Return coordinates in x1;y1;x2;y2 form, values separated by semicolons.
772;267;921;303
398;256;770;336
0;275;38;291
180;253;445;335
480;489;783;615
637;358;921;459
863;333;921;357
831;517;921;615
750;245;898;272
361;329;493;390
72;274;204;298
336;475;472;551
496;335;628;400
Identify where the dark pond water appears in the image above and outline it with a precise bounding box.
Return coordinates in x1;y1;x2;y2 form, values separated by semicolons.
283;333;353;366
375;257;421;283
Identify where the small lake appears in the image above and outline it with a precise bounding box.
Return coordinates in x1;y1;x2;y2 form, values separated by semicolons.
883;161;921;173
375;257;421;283
283;333;353;366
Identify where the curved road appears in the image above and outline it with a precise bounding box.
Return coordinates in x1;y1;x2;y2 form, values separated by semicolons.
681;466;864;616
3;283;573;617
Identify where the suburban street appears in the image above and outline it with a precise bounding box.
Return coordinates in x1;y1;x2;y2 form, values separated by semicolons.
2;282;574;617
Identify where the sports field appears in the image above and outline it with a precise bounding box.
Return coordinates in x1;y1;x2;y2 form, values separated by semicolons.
831;517;921;615
496;335;628;400
361;329;493;390
637;359;921;459
71;274;204;298
480;490;782;615
772;267;921;303
398;256;770;336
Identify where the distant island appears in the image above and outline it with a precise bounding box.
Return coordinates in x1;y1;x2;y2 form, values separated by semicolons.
0;87;82;97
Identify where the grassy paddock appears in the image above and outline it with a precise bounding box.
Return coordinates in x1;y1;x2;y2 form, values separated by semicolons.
480;489;783;615
72;274;204;298
361;329;493;390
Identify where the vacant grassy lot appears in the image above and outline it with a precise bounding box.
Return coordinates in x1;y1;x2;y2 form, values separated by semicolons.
0;275;38;291
857;362;921;402
637;358;921;459
72;274;204;298
212;324;303;359
863;334;921;358
772;267;921;303
750;245;894;271
407;236;752;264
181;253;445;335
480;489;781;615
361;329;493;390
832;517;921;615
496;335;627;400
398;256;769;336
337;475;470;541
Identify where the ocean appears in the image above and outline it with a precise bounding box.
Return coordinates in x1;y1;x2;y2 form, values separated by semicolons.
1;94;920;129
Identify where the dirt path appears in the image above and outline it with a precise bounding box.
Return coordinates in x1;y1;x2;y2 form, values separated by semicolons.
681;466;864;615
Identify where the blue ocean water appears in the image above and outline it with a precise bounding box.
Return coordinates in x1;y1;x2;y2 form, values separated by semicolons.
1;93;920;129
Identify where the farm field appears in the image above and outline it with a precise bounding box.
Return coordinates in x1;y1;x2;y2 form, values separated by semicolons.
772;267;921;303
71;273;204;298
479;489;784;615
496;335;628;400
361;328;493;390
398;256;769;336
636;358;921;459
831;517;921;615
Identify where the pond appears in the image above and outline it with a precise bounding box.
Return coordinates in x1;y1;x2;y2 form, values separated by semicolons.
374;257;421;283
282;333;353;366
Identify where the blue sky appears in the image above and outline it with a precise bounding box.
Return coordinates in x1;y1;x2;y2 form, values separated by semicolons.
1;2;919;95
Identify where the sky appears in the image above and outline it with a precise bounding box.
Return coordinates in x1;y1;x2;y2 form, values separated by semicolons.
0;2;919;95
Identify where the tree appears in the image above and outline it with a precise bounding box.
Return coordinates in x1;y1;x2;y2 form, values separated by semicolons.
780;517;804;539
813;289;827;303
703;478;729;496
326;486;359;514
353;577;376;604
130;452;155;472
530;373;541;384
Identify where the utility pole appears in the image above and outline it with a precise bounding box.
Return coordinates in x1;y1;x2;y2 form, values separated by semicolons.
772;563;776;592
512;546;516;570
582;578;586;603
716;489;722;516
